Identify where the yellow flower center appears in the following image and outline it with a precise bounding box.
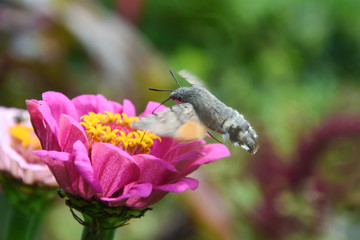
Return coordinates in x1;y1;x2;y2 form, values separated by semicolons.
80;111;161;154
9;124;41;149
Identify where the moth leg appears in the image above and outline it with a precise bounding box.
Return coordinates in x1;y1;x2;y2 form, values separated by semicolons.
139;130;146;143
207;131;223;143
222;133;229;142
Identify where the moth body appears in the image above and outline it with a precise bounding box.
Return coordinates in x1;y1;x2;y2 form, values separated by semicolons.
169;86;259;154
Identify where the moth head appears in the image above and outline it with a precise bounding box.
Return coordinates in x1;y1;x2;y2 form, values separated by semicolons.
169;87;192;103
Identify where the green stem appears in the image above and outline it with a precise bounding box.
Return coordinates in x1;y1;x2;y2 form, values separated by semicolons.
0;174;56;240
2;200;45;240
81;217;116;240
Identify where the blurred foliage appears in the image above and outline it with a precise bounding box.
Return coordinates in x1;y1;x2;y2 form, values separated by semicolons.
1;0;360;239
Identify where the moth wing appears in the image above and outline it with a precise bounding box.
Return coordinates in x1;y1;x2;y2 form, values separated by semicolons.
178;69;207;88
132;103;207;142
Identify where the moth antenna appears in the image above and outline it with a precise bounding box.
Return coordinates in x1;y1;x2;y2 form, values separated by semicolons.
207;131;223;144
149;88;174;92
169;69;182;88
152;98;171;114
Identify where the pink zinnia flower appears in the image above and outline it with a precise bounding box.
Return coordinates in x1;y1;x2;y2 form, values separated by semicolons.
26;91;230;209
0;106;56;186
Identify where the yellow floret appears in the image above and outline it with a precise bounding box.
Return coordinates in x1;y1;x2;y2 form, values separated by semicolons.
80;111;161;154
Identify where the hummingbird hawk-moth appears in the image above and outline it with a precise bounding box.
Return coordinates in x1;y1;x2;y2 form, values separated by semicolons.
132;70;259;154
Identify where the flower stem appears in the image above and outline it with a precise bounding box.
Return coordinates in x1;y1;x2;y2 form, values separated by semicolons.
0;174;56;240
1;194;45;240
81;217;115;240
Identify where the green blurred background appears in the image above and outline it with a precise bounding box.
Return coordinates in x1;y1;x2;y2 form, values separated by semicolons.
1;0;360;239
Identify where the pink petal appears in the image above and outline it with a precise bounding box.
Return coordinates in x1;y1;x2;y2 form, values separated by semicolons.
123;99;136;116
35;146;87;197
66;160;81;196
73;141;102;192
129;154;179;191
101;182;152;202
42;91;78;124
26;100;61;151
33;150;74;193
139;101;168;117
91;143;140;197
150;137;177;159
33;150;72;162
127;190;167;209
153;177;199;192
162;140;205;161
71;94;121;118
126;178;199;209
108;100;124;114
59;115;88;152
77;177;98;200
133;154;178;174
0;107;49;172
174;143;230;176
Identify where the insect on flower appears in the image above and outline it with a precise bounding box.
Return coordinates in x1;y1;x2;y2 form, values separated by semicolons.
27;92;230;209
132;70;259;154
